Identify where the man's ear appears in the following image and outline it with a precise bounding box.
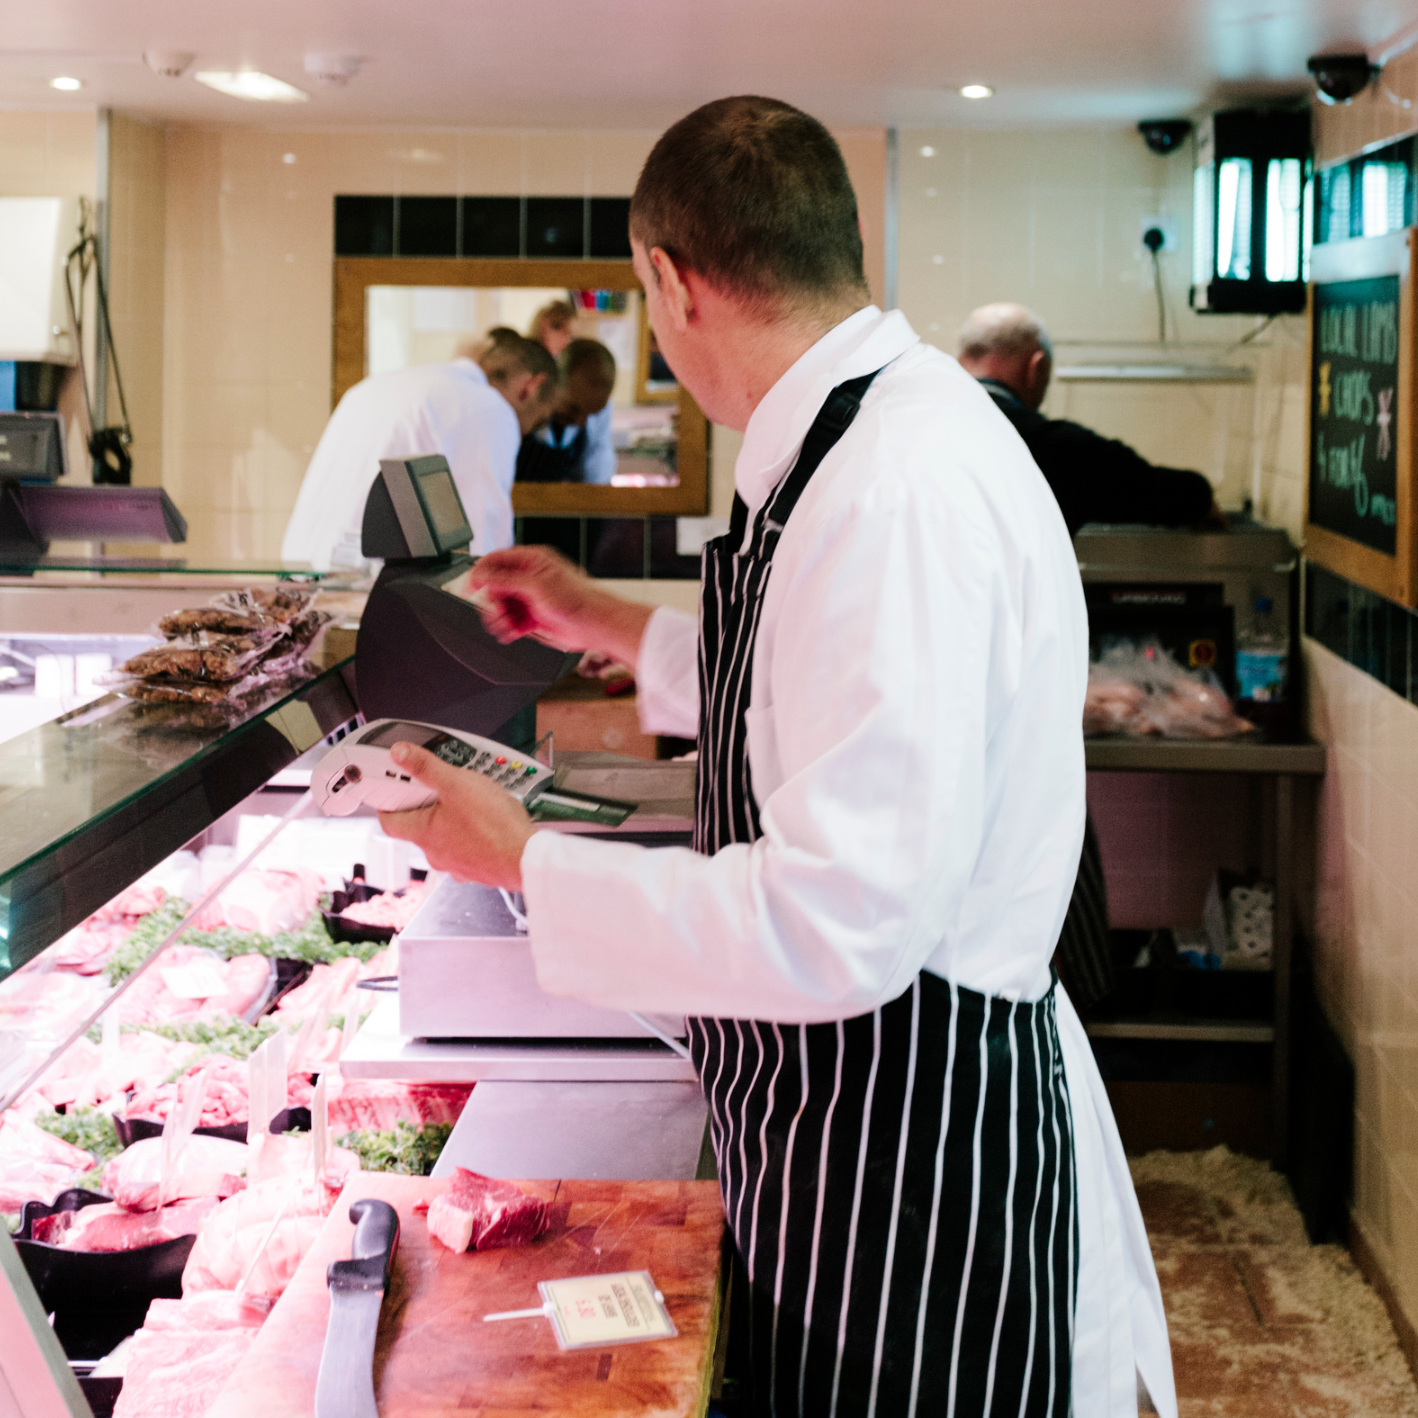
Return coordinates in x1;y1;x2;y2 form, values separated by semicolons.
648;246;694;333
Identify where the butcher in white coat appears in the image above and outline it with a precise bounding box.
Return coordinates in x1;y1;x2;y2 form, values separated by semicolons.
380;97;1175;1418
281;335;557;571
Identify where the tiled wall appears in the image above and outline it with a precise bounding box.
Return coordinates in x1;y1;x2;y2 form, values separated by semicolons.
106;113;166;491
158;124;883;566
1303;40;1418;1351
896;127;1309;538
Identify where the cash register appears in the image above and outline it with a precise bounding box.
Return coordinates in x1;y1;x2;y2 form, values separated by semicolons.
354;454;576;737
346;458;705;1181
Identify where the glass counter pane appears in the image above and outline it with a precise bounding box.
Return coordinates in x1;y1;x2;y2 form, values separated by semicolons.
0;557;327;578
0;661;358;980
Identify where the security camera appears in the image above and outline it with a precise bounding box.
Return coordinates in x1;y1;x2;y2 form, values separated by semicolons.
1307;53;1375;105
1138;119;1192;156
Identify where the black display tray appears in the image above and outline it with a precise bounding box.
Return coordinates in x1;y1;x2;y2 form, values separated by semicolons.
16;1190;196;1362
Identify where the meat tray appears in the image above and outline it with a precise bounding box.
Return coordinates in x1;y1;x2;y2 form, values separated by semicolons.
17;1189;196;1361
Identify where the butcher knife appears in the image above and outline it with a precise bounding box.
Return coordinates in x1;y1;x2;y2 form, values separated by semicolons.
315;1198;400;1418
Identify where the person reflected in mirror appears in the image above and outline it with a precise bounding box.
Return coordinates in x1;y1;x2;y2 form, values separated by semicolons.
281;334;557;571
957;302;1223;534
515;339;617;484
528;300;576;359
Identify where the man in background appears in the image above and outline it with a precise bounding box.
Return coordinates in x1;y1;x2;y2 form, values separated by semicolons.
516;338;617;484
957;302;1220;534
281;335;557;571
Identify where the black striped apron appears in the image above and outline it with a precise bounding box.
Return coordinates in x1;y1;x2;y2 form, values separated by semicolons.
687;369;1078;1417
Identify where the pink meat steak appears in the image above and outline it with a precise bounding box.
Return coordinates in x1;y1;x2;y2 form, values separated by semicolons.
112;1293;267;1418
32;1198;218;1251
422;1169;548;1253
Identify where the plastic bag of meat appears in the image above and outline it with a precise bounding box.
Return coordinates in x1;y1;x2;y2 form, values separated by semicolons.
157;585;317;638
112;1292;268;1418
189;868;322;937
34;1197;218;1251
419;1168;548;1253
183;1178;337;1301
101;1135;248;1212
1084;641;1257;741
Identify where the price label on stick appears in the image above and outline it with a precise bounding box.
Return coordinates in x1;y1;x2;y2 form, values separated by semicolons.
538;1271;677;1350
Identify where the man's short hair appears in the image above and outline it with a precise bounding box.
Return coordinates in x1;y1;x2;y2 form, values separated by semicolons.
561;338;616;384
630;96;868;315
481;333;557;386
958;303;1054;362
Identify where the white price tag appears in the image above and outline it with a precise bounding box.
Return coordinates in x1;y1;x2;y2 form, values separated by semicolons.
538;1271;677;1350
159;961;228;1000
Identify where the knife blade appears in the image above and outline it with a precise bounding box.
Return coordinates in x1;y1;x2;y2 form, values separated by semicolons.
315;1198;400;1418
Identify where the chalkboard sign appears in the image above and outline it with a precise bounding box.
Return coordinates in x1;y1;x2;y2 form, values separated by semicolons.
1306;229;1417;606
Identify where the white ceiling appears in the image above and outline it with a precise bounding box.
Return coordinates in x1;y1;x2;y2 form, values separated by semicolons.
1;0;1415;130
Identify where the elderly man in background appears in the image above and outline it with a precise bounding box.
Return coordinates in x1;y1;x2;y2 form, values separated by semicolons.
281;334;557;572
516;338;618;484
957;302;1219;534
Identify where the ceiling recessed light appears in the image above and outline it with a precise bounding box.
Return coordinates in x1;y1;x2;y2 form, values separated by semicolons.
920;145;936;157
194;70;309;103
50;77;83;91
960;84;994;99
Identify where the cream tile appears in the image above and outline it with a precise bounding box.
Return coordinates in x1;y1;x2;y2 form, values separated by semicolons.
522;131;588;196
457;131;523;195
1028;129;1107;188
959;130;1035;191
324;131;399;195
389;132;458;195
587;130;655;195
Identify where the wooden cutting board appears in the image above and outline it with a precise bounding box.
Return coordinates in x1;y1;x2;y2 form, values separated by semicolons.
206;1174;725;1418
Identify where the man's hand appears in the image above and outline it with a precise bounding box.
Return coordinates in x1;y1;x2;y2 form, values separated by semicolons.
466;545;653;669
377;742;536;891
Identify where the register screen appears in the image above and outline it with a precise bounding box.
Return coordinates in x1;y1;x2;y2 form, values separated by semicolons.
415;467;471;547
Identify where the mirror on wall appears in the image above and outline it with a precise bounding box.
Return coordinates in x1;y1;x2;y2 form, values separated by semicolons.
334;258;708;516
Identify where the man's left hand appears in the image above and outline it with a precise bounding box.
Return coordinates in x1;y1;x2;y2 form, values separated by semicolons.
377;742;536;891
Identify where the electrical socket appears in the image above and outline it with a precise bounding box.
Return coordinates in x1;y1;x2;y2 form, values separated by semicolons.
1140;215;1179;253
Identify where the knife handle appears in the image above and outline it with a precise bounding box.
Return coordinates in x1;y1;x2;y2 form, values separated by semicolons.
328;1198;400;1293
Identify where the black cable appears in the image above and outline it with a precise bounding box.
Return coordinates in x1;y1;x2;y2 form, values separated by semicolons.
1143;226;1166;343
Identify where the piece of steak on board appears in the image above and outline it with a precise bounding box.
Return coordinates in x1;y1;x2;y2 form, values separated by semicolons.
422;1169;548;1253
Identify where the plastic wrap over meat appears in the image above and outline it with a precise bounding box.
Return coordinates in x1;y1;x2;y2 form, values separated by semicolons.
1084;641;1258;740
112;1292;267;1418
101;1135;248;1212
420;1168;548;1253
183;1178;336;1301
190;868;322;937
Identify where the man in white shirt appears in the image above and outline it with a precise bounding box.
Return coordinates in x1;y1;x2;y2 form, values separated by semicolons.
280;336;556;571
379;97;1175;1418
514;339;617;484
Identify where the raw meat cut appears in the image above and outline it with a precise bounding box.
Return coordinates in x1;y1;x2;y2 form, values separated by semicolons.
94;882;169;923
101;1135;248;1212
37;1031;200;1112
44;918;132;974
326;1074;472;1133
422;1168;548;1253
191;869;322;937
112;1292;267;1418
183;1179;333;1301
244;1132;359;1189
125;1055;283;1130
33;1197;218;1251
271;958;361;1023
337;880;430;931
0;966;106;1039
0;1112;96;1210
120;947;272;1025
